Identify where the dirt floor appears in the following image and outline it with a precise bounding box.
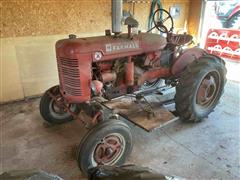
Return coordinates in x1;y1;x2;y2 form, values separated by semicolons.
0;80;239;180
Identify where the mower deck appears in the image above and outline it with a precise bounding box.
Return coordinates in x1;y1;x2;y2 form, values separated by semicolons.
103;87;178;131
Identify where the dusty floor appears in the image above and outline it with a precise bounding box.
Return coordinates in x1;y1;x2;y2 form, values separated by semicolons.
0;80;239;180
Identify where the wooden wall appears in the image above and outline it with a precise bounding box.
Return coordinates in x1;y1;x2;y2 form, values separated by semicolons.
1;0;111;38
0;0;192;103
188;0;202;41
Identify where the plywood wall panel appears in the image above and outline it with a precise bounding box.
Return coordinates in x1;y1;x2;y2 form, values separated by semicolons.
15;37;59;97
1;0;111;38
0;38;25;102
188;0;202;41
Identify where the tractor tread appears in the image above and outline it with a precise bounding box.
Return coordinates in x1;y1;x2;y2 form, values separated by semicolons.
175;56;227;122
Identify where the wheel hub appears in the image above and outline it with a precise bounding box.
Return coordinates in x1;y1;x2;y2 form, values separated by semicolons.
48;92;76;119
196;72;220;107
93;134;124;165
52;96;66;113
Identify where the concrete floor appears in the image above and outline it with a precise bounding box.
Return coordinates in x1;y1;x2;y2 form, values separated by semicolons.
0;80;239;180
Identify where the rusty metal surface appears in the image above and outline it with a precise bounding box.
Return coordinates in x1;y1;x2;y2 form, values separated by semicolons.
171;47;207;75
56;33;166;59
104;96;176;131
168;33;193;46
56;33;167;103
137;67;170;85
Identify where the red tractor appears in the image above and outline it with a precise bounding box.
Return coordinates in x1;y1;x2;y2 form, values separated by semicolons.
214;1;240;29
39;4;226;175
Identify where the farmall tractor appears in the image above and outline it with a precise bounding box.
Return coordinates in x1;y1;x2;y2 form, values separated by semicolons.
39;1;226;175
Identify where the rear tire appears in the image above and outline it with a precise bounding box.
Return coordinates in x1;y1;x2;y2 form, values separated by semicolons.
76;120;133;175
39;85;80;124
175;56;227;122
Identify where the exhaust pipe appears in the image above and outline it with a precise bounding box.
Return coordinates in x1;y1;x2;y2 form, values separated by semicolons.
112;0;122;35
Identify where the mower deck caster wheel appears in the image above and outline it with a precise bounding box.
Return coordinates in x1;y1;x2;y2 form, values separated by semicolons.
39;85;80;124
76;120;133;175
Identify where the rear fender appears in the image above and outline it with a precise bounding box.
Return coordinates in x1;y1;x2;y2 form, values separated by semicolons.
228;4;240;20
171;47;207;76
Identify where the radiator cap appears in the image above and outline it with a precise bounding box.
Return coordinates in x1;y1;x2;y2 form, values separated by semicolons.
69;34;77;39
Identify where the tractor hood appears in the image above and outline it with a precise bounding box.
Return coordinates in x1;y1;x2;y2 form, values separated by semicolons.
56;33;166;61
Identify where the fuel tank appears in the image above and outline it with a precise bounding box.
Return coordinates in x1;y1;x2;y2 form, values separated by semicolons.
56;33;167;62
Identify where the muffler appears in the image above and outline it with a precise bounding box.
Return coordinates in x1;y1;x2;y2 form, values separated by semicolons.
112;0;122;35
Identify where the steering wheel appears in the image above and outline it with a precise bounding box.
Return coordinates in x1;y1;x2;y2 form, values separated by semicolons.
153;9;174;34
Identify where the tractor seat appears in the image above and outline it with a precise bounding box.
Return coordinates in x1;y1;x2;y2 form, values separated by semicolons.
168;33;193;46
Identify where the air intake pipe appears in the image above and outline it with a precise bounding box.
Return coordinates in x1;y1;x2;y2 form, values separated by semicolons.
112;0;122;35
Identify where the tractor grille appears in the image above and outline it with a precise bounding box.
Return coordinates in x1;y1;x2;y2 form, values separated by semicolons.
58;57;82;96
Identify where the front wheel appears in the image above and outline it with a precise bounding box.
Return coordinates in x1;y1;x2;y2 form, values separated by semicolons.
175;56;227;122
76;120;133;175
39;85;80;124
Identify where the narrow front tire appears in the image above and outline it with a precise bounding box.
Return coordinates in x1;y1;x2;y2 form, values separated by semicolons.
39;85;80;124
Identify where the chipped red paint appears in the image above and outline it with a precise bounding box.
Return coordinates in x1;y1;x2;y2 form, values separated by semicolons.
171;47;207;75
56;33;166;103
